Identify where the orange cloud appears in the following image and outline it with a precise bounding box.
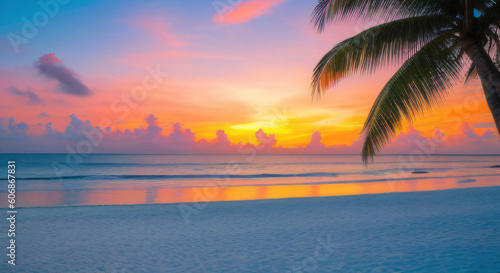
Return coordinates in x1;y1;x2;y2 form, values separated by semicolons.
213;0;289;24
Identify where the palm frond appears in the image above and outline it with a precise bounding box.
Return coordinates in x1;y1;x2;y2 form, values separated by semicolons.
361;34;462;164
311;15;453;98
480;0;500;26
464;64;478;85
312;0;454;32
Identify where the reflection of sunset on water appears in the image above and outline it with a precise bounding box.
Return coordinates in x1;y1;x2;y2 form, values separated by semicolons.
11;177;500;208
81;190;149;206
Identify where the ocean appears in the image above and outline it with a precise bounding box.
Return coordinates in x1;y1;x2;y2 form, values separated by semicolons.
1;154;499;207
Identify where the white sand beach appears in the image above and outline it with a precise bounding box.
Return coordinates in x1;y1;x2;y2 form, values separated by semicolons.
2;186;499;273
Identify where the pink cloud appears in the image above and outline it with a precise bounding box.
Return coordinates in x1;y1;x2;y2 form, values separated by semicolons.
306;131;325;150
133;51;233;60
213;0;289;24
131;18;185;47
215;129;231;146
255;128;277;150
120;51;235;67
1;114;499;156
38;53;63;65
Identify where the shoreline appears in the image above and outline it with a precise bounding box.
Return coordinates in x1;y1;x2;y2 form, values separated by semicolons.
6;176;500;208
8;185;500;210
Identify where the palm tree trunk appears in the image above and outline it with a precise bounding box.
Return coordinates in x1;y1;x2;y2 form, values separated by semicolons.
462;37;500;136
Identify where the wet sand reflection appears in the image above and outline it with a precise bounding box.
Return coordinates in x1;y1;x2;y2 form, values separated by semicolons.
10;175;500;208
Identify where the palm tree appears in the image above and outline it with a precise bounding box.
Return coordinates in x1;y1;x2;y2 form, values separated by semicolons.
311;0;500;164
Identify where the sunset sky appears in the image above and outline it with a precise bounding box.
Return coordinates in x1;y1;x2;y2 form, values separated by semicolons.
0;0;497;152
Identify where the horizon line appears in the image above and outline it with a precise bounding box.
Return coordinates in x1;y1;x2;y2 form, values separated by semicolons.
1;153;500;156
